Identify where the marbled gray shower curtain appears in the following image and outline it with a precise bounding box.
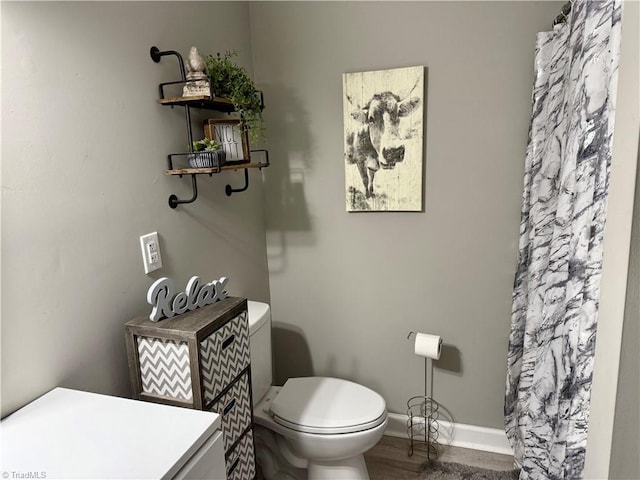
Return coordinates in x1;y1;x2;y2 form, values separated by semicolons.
505;1;622;479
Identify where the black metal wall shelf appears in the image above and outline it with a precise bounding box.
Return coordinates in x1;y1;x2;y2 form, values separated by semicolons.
150;45;268;209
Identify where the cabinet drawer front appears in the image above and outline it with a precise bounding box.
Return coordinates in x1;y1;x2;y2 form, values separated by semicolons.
137;336;193;401
210;372;252;451
226;429;256;480
200;311;250;404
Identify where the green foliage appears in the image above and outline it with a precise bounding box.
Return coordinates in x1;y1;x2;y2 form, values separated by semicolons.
205;51;264;142
191;137;220;152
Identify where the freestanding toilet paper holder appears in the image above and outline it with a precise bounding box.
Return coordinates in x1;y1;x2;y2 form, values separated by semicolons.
406;331;441;461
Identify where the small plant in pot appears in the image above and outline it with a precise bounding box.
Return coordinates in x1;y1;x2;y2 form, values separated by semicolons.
189;138;226;169
205;51;264;143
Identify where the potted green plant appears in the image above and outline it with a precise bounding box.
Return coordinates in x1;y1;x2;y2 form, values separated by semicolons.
189;138;226;169
205;51;264;142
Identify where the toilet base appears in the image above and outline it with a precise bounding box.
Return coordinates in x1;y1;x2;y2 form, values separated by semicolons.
255;425;306;480
254;424;372;480
308;455;369;480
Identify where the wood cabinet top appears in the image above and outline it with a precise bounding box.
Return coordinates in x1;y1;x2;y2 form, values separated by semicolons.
125;296;247;340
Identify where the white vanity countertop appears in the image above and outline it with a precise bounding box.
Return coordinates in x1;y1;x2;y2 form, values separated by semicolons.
0;387;221;479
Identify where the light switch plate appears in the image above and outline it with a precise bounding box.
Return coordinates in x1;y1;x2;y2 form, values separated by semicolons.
140;232;162;274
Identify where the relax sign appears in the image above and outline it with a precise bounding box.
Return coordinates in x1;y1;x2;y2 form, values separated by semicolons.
146;276;229;322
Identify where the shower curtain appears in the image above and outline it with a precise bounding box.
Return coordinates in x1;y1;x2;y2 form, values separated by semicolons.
505;1;623;479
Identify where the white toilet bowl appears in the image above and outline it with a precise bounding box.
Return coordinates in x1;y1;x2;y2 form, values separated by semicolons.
247;302;387;480
253;381;387;480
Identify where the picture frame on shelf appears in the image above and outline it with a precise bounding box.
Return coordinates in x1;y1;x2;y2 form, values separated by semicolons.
204;119;251;165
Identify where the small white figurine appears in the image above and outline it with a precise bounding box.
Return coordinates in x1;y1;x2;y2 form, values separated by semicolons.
183;46;210;97
186;46;206;80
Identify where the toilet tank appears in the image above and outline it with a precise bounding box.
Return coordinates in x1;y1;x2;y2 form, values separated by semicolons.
247;301;273;406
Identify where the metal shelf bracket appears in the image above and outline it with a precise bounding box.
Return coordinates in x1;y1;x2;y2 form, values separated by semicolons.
225;169;249;197
224;150;269;197
169;175;198;209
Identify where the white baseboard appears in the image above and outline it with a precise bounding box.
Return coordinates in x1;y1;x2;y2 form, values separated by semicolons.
385;412;514;456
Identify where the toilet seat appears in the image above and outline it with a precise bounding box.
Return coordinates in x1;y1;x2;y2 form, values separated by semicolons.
270;377;387;435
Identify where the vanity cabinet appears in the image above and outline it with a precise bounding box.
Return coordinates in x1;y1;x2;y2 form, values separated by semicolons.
125;296;256;480
0;388;226;480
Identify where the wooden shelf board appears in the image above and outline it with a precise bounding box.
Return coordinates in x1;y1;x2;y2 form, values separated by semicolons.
221;162;268;171
157;95;235;112
166;162;268;176
165;167;219;176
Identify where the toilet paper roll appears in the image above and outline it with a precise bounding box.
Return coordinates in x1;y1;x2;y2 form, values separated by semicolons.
414;333;442;360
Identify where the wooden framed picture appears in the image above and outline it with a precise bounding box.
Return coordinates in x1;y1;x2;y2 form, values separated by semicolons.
204;119;251;164
343;66;424;212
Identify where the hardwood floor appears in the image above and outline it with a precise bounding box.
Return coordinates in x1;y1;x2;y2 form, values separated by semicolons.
257;435;515;479
364;435;515;480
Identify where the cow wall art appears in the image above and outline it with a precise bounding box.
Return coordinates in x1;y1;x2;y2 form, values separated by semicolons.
343;66;424;212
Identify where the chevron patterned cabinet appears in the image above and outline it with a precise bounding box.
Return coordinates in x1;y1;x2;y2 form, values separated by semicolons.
125;296;256;480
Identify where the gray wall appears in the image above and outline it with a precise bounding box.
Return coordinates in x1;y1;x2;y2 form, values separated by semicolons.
610;144;640;479
250;1;561;428
2;2;634;457
1;1;270;418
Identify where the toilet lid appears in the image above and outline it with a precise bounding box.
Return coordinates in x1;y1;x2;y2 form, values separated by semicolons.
270;377;387;434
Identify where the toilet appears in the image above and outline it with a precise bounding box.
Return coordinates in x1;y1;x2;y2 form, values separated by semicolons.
247;301;388;480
